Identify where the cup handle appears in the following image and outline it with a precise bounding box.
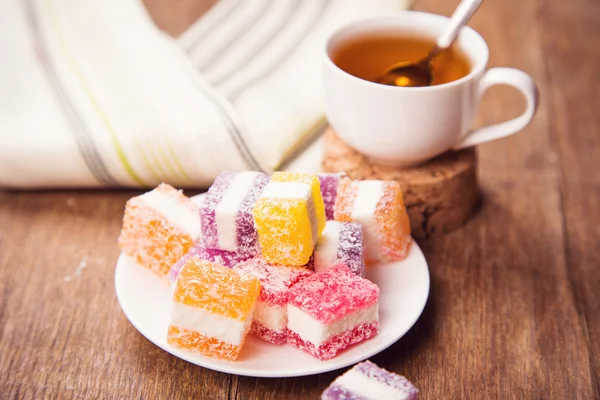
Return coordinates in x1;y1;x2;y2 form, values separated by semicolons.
453;67;539;150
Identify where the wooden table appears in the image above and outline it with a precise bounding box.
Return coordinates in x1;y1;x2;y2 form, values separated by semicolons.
1;0;598;398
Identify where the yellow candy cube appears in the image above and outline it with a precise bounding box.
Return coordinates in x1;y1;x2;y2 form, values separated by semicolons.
253;173;326;266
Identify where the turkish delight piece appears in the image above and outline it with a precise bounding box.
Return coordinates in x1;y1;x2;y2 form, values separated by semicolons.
334;179;411;265
317;172;346;220
271;172;326;234
287;265;379;360
119;183;201;277
321;360;419;400
233;257;313;344
314;221;365;277
253;172;326;266
167;258;260;361
200;171;269;255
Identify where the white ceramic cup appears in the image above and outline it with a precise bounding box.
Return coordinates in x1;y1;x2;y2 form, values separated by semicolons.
323;12;539;167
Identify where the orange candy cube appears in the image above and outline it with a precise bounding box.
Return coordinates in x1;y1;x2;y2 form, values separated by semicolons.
334;179;411;264
119;183;201;277
168;258;260;361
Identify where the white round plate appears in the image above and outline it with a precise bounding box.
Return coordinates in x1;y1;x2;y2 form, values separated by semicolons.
115;241;430;378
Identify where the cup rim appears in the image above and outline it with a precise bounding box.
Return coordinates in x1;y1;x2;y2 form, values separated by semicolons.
324;11;490;91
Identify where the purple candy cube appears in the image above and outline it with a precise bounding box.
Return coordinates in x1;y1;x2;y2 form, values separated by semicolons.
322;361;419;400
317;172;346;221
314;221;365;277
200;171;269;255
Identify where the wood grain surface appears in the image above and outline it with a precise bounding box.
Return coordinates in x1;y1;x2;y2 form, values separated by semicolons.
1;0;599;398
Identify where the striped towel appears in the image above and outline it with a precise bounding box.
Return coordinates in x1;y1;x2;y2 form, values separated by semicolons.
0;0;411;188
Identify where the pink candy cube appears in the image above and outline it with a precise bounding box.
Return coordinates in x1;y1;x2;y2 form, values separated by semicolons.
233;258;313;344
287;265;379;360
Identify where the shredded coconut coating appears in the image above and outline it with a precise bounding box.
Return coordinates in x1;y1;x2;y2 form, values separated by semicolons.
200;172;269;255
119;183;196;277
173;258;260;321
271;172;326;234
338;222;366;277
167;326;245;361
168;244;252;284
333;178;358;222
288;265;379;324
234;258;312;344
233;257;313;306
377;181;412;263
288;321;379;361
354;361;419;397
334;179;412;264
322;361;419;399
200;173;231;249
317;172;346;221
250;323;288;345
321;384;369;400
168;259;260;360
253;196;315;266
314;221;365;277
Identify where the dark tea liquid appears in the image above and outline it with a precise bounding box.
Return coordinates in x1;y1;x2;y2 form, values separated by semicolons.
331;33;471;86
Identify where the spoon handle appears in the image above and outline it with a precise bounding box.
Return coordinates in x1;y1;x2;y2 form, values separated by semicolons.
435;0;483;52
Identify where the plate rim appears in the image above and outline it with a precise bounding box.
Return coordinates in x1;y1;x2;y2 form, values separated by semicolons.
115;244;430;378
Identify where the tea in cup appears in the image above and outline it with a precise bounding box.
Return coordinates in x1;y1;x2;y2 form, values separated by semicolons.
323;12;538;167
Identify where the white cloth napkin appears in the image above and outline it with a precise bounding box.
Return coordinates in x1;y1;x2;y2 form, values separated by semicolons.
0;0;411;188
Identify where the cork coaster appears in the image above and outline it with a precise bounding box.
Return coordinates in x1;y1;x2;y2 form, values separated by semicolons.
322;128;479;240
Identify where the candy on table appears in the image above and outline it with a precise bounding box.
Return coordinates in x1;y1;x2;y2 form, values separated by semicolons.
317;172;346;220
167;242;252;285
200;171;270;255
287;264;379;360
119;183;201;277
314;221;365;277
334;179;411;265
253;172;326;266
321;360;419;400
233;257;313;344
167;258;260;361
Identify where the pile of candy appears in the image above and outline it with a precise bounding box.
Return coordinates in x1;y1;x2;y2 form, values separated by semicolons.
118;171;411;361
